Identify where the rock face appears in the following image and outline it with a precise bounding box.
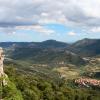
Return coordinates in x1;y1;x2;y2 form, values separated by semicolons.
0;47;8;86
0;47;4;77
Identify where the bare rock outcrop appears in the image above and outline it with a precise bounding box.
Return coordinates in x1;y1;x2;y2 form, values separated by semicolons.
0;47;4;77
0;47;7;86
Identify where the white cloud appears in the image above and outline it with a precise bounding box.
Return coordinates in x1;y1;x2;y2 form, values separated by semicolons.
0;0;100;34
0;25;55;35
16;25;55;35
68;31;76;36
90;27;100;33
30;25;55;35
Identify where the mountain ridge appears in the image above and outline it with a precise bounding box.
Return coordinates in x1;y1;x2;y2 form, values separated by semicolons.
0;40;68;49
68;38;100;57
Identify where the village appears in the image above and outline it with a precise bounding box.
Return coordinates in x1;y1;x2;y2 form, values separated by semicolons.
75;77;100;88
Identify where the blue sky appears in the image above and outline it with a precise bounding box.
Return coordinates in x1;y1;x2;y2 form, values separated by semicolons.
0;0;100;42
0;23;100;42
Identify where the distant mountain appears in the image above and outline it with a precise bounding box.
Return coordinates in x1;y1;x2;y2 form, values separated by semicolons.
0;40;68;49
1;38;100;57
0;42;35;48
67;38;100;57
38;40;68;48
1;38;100;65
8;46;86;66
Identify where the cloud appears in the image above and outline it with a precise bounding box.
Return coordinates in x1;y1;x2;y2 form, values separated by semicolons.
0;25;55;36
0;0;100;34
68;31;76;36
89;27;100;33
16;25;55;35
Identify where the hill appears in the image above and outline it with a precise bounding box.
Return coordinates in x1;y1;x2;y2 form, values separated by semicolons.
0;40;68;49
38;40;68;48
0;40;85;66
67;38;100;57
8;47;86;66
1;39;100;100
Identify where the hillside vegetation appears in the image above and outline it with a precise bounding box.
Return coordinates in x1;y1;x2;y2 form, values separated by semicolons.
1;38;100;100
3;64;100;100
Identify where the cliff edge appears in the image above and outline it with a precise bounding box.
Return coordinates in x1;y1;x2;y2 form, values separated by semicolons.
0;47;4;77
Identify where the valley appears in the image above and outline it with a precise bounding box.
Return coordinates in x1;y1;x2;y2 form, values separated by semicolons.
1;38;100;100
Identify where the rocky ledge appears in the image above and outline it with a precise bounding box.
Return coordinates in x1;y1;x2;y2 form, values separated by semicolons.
0;47;7;86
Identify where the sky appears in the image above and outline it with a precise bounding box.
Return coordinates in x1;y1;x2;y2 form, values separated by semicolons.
0;0;100;42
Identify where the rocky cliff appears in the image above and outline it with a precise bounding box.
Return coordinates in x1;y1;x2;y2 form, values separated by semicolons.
0;47;4;77
0;47;7;87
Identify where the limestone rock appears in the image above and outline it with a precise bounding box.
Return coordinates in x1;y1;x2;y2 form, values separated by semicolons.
0;47;7;86
0;47;4;77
